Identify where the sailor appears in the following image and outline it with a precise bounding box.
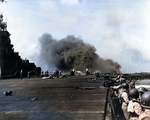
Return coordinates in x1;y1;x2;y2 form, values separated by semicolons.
119;82;130;120
3;91;13;96
72;69;75;73
28;71;30;78
138;87;148;102
3;91;9;96
70;69;75;76
55;69;59;77
128;88;142;120
86;68;89;75
20;69;23;79
138;92;150;120
111;84;121;97
115;74;126;85
59;70;62;76
7;91;13;95
129;82;135;90
115;74;121;83
111;78;126;97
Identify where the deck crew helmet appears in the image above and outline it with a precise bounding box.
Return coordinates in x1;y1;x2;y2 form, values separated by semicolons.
129;88;139;99
138;87;148;94
141;92;150;108
121;83;129;89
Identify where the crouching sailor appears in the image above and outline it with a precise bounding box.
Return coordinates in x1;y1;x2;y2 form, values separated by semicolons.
138;92;150;120
119;83;130;120
128;88;142;120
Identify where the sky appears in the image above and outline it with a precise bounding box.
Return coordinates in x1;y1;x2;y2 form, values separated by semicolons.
1;0;150;73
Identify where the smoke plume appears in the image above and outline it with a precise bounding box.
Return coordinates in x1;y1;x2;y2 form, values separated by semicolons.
39;33;121;73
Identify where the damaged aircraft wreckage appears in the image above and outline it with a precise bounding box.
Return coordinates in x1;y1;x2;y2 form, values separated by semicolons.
1;1;150;120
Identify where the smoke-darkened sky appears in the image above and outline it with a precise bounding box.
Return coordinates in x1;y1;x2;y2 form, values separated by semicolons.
1;0;150;73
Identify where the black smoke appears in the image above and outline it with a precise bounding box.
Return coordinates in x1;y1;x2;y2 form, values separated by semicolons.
39;33;121;73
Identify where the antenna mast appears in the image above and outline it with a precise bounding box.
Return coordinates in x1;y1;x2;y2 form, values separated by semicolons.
0;0;7;31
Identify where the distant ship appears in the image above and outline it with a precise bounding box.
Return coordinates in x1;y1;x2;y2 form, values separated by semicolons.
0;1;41;79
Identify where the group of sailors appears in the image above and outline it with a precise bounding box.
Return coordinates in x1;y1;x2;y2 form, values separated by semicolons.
111;74;150;120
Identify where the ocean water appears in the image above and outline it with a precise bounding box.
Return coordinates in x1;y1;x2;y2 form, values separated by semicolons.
135;79;150;90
